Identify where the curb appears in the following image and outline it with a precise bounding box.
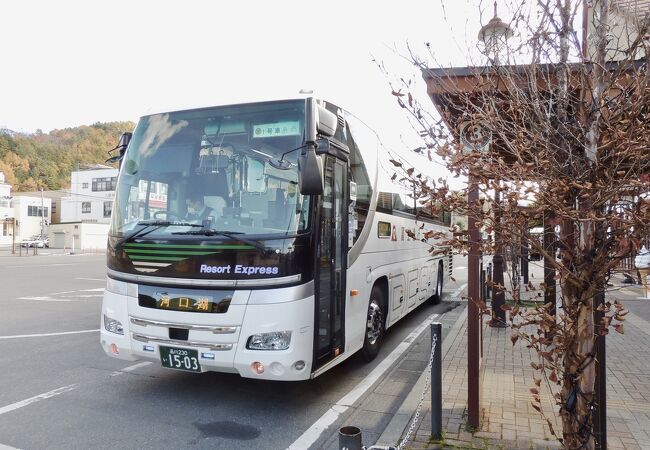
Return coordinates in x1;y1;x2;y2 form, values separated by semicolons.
375;304;468;448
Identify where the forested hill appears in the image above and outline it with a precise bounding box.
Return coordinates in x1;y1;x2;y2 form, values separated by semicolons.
0;121;135;191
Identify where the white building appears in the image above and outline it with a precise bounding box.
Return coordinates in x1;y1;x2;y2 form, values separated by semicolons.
49;221;110;252
0;172;14;246
12;195;52;241
60;165;118;224
20;189;67;224
0;172;53;246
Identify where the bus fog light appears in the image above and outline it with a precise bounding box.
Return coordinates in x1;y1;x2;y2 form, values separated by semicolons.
246;331;291;350
104;315;124;335
251;362;265;374
270;362;284;375
294;360;305;371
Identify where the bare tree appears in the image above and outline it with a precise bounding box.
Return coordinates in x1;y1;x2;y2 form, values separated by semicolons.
386;0;650;447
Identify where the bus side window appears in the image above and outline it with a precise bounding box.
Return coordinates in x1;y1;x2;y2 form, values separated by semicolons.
345;115;377;244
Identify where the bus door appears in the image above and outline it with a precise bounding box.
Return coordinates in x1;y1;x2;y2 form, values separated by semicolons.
314;155;347;369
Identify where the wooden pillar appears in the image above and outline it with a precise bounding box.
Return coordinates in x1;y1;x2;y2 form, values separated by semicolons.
467;178;481;429
593;218;607;449
521;244;529;285
593;289;607;449
490;187;506;327
543;211;556;324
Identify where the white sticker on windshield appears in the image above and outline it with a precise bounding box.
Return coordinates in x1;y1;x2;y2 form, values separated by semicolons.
252;121;301;138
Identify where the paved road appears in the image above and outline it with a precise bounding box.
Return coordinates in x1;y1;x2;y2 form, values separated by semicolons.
614;278;650;322
0;253;467;450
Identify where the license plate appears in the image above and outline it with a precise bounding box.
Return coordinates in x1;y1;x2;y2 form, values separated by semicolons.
159;346;201;372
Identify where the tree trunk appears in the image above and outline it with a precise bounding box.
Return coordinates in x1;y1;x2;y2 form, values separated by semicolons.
560;215;597;449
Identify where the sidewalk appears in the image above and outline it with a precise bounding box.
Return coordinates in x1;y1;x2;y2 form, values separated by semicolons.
0;245;105;257
383;276;650;449
319;302;468;450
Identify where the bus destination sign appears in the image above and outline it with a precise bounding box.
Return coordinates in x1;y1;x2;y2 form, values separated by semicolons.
138;286;232;314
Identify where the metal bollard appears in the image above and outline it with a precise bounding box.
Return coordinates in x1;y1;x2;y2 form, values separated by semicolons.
339;426;362;450
431;322;442;440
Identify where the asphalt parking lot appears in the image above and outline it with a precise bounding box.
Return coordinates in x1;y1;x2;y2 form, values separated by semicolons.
0;252;461;450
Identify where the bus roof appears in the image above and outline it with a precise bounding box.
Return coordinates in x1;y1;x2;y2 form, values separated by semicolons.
139;96;314;118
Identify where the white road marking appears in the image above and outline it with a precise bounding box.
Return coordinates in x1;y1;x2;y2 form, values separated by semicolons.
450;283;467;298
0;443;21;449
17;286;104;302
9;263;78;268
18;297;78;302
17;293;103;302
17;296;77;302
24;288;104;298
111;362;152;377
49;290;78;296
75;277;105;281
0;329;99;340
287;313;440;450
0;384;77;416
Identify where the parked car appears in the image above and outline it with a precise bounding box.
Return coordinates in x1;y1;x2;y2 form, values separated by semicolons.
20;235;49;248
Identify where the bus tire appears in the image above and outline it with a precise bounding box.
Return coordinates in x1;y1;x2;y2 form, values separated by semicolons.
430;264;444;305
361;285;385;362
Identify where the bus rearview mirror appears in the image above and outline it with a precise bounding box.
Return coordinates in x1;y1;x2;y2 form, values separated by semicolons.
298;146;324;195
106;132;133;168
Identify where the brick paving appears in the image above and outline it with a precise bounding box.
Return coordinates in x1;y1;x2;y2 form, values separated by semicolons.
402;278;650;450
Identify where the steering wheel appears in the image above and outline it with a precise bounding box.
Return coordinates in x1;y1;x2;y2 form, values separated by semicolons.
153;210;183;221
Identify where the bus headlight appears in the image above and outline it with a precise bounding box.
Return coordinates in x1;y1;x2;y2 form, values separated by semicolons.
105;278;137;297
104;315;124;335
105;278;127;296
246;331;292;350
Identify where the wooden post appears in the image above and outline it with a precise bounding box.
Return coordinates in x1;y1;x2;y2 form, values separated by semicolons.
593;289;607;449
593;219;607;449
467;178;481;429
543;211;557;330
490;187;506;327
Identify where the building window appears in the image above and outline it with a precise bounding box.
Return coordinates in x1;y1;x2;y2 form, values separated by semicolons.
82;202;91;213
92;177;117;192
82;182;89;189
103;201;112;218
27;206;49;217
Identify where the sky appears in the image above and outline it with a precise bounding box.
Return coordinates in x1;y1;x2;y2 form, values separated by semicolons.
0;0;495;183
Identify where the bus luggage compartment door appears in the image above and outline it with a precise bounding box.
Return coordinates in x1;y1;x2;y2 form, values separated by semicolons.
419;266;429;302
389;273;405;326
407;269;419;308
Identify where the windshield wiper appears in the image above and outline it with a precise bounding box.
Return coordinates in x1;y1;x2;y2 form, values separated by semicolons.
171;229;277;255
114;220;203;250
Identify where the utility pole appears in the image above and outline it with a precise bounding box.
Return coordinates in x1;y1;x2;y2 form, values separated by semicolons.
11;217;15;254
40;187;45;239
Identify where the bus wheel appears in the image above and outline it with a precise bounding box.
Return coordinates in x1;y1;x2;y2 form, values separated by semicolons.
430;264;444;305
361;286;385;362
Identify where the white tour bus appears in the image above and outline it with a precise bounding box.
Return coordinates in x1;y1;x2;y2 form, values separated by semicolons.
101;98;451;380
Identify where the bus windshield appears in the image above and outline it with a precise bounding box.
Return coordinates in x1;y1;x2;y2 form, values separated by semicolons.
110;100;310;238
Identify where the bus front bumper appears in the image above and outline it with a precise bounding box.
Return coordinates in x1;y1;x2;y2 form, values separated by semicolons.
100;284;315;381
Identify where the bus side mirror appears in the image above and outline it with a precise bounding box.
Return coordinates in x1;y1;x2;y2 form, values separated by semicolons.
298;145;323;195
106;132;133;167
